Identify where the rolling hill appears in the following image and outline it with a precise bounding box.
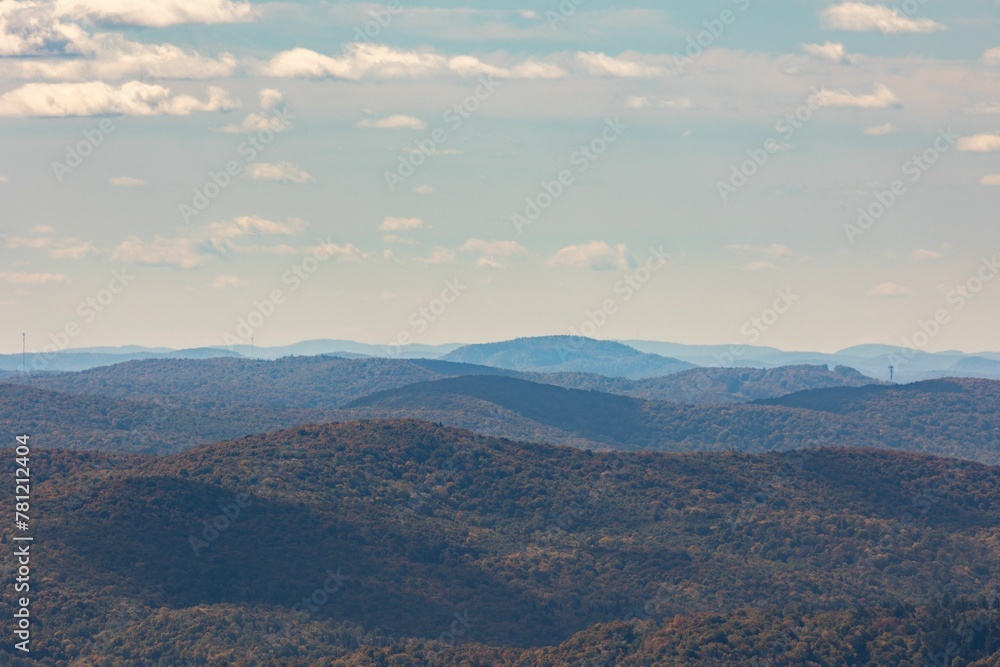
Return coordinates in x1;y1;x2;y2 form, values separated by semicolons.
527;364;879;404
2;420;998;665
4;360;999;464
0;383;323;454
347;375;1000;464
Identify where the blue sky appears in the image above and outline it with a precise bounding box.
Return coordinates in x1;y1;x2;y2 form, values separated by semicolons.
1;0;999;354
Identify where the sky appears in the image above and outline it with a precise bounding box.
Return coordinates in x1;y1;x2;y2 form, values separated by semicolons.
1;0;999;355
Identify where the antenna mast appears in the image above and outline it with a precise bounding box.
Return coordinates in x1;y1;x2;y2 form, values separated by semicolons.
888;365;894;382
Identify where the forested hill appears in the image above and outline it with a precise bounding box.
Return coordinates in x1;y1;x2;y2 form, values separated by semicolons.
4;371;999;464
528;364;879;403
345;375;1000;464
2;420;998;665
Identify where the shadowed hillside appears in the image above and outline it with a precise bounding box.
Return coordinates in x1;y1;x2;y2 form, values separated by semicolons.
2;420;998;665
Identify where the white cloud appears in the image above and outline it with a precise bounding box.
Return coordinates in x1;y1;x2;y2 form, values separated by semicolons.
3;39;239;81
110;236;203;268
417;247;456;265
0;271;67;284
258;88;284;110
576;51;662;78
725;243;794;258
4;236;51;250
660;97;694;110
912;249;943;261
864;123;897;135
49;241;98;260
262;43;564;80
983;48;1000;66
743;261;777;272
205;216;308;241
957;133;1000;153
0;1;92;56
460;239;526;256
0;81;239;117
867;282;909;297
547;241;631;271
244;162;315;184
476;257;503;270
356;114;426;130
217;112;288;134
802;41;852;63
238;244;297;256
980;174;1000;186
808;83;899;109
53;0;257;27
625;96;648;109
380;217;426;232
965;102;1000;115
821;3;946;34
306;242;368;263
109;176;145;186
0;233;92;260
0;5;238;80
218;89;290;133
109;217;306;267
211;274;250;289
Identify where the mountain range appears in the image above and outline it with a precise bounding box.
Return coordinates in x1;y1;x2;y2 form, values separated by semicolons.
3;337;1000;664
4;335;1000;382
2;355;998;464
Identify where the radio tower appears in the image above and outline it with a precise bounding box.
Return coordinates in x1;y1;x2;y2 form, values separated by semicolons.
21;333;25;375
888;365;895;382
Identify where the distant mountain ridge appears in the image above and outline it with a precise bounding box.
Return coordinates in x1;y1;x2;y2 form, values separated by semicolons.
442;336;695;379
5;336;1000;382
623;339;1000;382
